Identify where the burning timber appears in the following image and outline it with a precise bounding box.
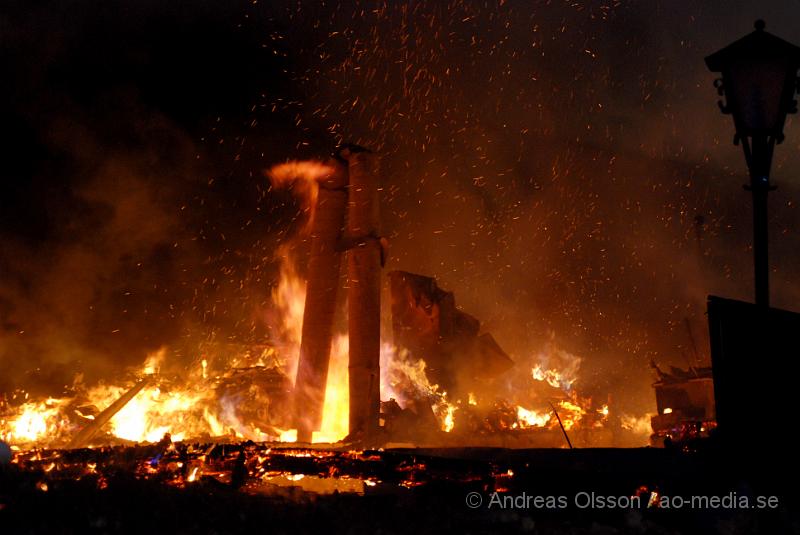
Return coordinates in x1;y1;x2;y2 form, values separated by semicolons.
2;438;716;499
0;341;644;451
284;145;385;443
5;439;793;535
67;377;153;449
291;157;348;443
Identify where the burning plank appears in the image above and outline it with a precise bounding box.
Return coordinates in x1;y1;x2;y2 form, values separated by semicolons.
68;377;153;449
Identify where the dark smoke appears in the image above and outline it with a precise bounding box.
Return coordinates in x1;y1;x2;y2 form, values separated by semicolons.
0;0;296;393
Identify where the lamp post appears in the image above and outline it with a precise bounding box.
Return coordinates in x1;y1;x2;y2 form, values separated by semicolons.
705;20;800;307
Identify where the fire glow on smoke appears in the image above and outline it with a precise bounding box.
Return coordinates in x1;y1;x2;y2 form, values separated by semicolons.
0;160;651;450
1;247;648;449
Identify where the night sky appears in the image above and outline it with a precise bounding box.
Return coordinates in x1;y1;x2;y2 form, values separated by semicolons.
1;1;799;413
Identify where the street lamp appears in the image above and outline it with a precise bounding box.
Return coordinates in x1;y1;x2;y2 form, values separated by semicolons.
705;20;800;307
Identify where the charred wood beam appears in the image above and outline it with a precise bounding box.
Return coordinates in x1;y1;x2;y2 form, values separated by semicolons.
293;158;349;443
344;147;382;440
68;376;152;449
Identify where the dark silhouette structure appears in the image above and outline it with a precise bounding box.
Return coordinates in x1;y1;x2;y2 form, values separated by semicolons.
705;20;800;307
708;296;800;465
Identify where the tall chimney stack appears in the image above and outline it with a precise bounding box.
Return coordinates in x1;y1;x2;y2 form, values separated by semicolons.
343;146;382;440
293;157;348;443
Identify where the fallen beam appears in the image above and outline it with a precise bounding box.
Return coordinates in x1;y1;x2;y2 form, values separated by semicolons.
68;376;152;449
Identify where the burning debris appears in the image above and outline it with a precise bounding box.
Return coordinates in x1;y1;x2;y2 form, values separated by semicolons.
67;377;153;449
0;245;647;451
389;270;514;396
277;156;348;443
1;146;651;452
649;362;716;446
269;147;385;444
5;4;800;534
0;0;729;464
6;441;509;496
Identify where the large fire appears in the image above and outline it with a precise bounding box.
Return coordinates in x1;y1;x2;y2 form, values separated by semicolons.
0;251;644;450
0;160;652;451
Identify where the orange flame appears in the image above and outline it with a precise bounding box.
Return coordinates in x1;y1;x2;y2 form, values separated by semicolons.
266;160;336;231
0;207;650;450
